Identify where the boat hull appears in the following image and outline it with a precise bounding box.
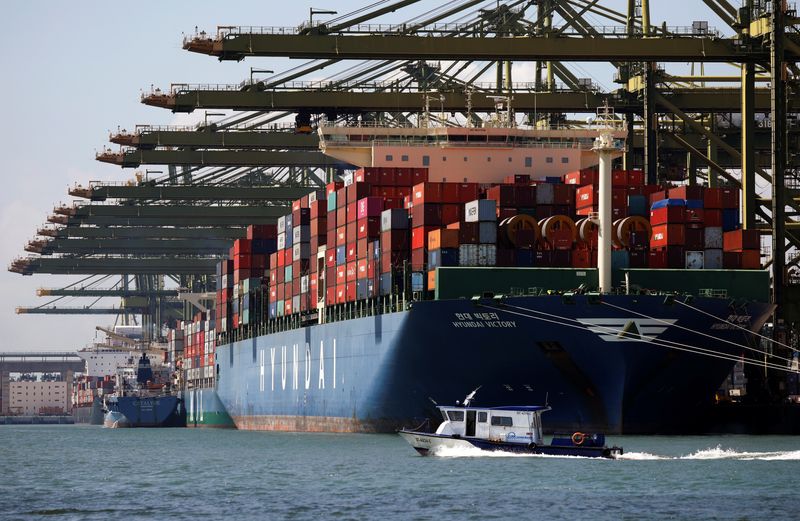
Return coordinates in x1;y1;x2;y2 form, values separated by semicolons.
184;387;235;428
104;394;186;428
216;294;772;434
397;430;622;458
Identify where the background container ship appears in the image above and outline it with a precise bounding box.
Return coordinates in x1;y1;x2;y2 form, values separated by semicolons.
168;120;773;434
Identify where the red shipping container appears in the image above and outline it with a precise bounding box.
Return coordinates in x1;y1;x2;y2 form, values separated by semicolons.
346;182;372;205
284;249;293;266
346;281;357;302
326;181;344;198
440;182;459;203
412;182;443;204
336;284;346;304
381;230;409;251
395;168;412;187
612;170;628;186
357;258;368;279
649;190;669;206
379;168;396;186
668;185;705;200
723;229;760;251
357;217;381;239
411;247;427;270
553;184;573;206
457;222;480;244
383;197;404;210
441;204;462;225
276;283;285;301
336;205;346;225
326;229;336;248
704;188;723;209
346;221;357;242
721;187;740;208
650;206;685;225
372;186;397;198
336;265;346;284
326;267;336;285
685;226;704;249
247;225;277;240
411;168;429;185
345;202;356;223
284;299;292;316
310;200;322;220
355;167;381;185
367;258;376;279
651;224;686;248
336;226;347;246
627;170;645;186
575;185;595;208
457;183;480;203
412;204;443;226
346;241;357;262
380;251;408;273
310;218;326;238
685;207;704;223
705;209;722;227
742;250;761;269
486;185;516;206
346;262;357;282
326;286;336;305
357;196;384;219
498;207;517;220
357;238;369;259
563;170;597;186
514;185;535;207
411;226;437;250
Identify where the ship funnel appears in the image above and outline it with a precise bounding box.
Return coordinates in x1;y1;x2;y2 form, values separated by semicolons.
591;104;625;294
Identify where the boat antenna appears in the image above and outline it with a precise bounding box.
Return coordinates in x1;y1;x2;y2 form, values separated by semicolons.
463;385;481;407
545;392;549;407
428;396;438;406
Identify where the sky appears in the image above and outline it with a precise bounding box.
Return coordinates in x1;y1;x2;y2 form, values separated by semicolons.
0;1;729;352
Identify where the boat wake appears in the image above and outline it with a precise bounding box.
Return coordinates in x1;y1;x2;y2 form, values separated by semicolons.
431;445;800;461
431;446;598;460
617;446;800;461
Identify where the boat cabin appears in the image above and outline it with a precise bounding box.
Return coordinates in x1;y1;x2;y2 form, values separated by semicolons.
435;405;549;445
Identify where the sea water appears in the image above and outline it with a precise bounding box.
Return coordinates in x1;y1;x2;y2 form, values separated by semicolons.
0;425;798;520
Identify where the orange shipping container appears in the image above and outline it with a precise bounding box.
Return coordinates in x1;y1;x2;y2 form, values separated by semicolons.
428;228;460;250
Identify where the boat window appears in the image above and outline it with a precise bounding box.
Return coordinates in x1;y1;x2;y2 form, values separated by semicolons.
487;156;491;162
546;157;554;164
422;155;430;166
385;155;393;161
442;156;447;162
491;416;513;427
508;157;512;162
447;410;465;422
478;412;487;423
463;156;468;162
401;155;409;162
525;157;532;167
561;157;569;164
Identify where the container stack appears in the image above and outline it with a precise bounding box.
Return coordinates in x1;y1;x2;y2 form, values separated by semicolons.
648;185;751;269
379;207;410;295
179;311;216;381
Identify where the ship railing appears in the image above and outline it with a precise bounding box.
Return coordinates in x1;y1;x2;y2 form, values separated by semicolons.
330;138;596;150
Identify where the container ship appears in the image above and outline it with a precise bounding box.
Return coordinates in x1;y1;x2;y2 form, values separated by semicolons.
171;117;774;434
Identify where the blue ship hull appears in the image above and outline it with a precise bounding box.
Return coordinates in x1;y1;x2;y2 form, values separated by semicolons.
105;394;186;428
216;295;773;434
184;387;235;428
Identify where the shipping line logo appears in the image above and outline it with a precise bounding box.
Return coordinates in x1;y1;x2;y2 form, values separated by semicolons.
577;318;677;342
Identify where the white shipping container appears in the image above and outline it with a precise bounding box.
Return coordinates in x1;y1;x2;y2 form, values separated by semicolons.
464;199;497;223
293;242;311;261
458;244;478;266
277;215;286;234
277;233;286;250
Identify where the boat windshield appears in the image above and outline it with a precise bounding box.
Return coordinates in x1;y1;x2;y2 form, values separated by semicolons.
447;410;464;422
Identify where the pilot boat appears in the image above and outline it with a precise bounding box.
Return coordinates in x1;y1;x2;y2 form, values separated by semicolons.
398;390;623;459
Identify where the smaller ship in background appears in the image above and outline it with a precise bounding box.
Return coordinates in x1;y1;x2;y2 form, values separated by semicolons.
103;352;186;428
